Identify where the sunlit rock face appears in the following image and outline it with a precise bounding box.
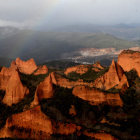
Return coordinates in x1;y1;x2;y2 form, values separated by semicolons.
0;105;81;140
64;65;89;75
93;59;129;90
73;85;123;106
2;65;29;106
93;61;104;70
30;73;54;108
30;72;57;108
33;65;48;75
118;50;140;76
0;106;53;139
15;57;37;74
0;66;14;90
55;73;94;89
92;61;104;72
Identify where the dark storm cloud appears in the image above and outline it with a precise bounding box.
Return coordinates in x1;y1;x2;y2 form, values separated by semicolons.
0;0;140;28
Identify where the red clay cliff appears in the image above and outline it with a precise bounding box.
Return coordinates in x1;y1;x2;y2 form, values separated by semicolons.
64;65;89;75
33;65;48;75
2;66;29;106
15;57;37;74
93;59;129;90
73;85;123;106
0;105;81;139
118;50;140;76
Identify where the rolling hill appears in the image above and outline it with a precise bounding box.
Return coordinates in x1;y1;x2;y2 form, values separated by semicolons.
0;30;138;66
53;24;140;40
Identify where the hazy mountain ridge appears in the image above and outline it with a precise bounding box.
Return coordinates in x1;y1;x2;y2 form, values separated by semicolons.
0;30;138;66
0;26;20;39
53;24;140;40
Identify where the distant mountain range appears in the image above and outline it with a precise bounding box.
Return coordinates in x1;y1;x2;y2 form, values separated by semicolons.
51;23;140;40
0;25;140;67
0;26;20;39
0;28;139;66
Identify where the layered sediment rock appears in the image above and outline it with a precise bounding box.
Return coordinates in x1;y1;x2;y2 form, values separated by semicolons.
73;85;123;106
118;50;140;76
93;59;129;90
33;65;48;75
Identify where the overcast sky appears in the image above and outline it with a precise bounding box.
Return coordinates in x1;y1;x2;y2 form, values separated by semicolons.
0;0;140;29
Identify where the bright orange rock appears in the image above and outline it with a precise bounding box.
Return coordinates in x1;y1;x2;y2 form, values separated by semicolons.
116;74;129;89
93;59;129;90
30;73;54;107
0;67;14;90
92;67;101;72
118;50;140;76
33;65;48;75
0;106;53;139
50;71;57;85
11;61;16;67
15;57;37;74
2;66;29;106
56;73;94;89
64;65;89;75
93;61;104;69
73;85;123;106
0;105;81;139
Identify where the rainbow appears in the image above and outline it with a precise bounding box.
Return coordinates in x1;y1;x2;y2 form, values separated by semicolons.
11;0;65;59
0;0;68;66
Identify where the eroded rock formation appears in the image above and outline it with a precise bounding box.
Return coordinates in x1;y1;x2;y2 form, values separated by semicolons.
93;59;129;90
0;106;53;139
2;66;29;106
0;66;14;90
0;105;81;139
30;73;55;107
64;65;89;75
118;50;140;76
55;73;94;88
73;85;123;106
93;61;104;70
15;57;37;74
33;65;48;75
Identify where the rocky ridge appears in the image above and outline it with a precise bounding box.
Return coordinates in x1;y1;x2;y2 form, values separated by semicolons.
15;57;38;74
64;65;89;75
118;50;140;76
0;105;81;139
1;50;140;140
73;85;123;106
0;65;29;106
93;59;129;90
33;65;48;75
